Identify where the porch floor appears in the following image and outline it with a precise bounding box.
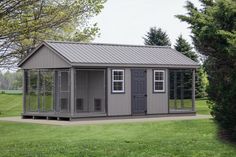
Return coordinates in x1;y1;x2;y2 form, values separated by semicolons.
21;112;107;120
0;114;211;126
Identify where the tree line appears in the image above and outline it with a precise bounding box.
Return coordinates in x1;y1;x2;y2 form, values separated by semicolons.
0;70;22;90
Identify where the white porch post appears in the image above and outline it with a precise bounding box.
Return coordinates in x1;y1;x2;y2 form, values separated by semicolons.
192;69;196;112
70;67;75;116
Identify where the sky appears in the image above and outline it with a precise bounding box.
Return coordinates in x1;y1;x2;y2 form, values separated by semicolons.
92;0;201;46
2;0;202;72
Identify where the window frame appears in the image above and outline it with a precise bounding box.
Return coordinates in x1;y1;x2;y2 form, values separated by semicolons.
111;69;125;93
153;70;165;93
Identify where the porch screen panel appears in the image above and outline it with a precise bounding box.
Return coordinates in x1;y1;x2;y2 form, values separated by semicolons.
39;70;54;112
183;70;193;109
28;70;38;112
59;71;70;113
25;70;30;112
169;69;193;112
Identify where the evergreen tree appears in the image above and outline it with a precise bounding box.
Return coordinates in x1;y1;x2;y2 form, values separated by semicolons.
143;27;171;46
174;35;208;98
174;35;198;62
177;0;236;141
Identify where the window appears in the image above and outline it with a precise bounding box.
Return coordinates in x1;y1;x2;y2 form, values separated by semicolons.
154;70;165;92
112;69;125;93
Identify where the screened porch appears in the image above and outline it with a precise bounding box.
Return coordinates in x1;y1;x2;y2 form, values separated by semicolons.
168;69;195;113
23;68;106;119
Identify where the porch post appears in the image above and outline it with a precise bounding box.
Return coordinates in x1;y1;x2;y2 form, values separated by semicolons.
180;72;184;108
22;69;26;114
174;71;177;109
192;69;196;112
70;67;75;116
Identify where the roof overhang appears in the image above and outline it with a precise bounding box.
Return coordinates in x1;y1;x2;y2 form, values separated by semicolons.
71;62;200;69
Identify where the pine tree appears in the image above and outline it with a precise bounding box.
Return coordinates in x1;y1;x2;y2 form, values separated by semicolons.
174;35;198;62
143;27;171;46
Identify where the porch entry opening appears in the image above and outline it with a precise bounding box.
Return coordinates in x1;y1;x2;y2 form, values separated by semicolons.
131;69;147;115
75;69;106;114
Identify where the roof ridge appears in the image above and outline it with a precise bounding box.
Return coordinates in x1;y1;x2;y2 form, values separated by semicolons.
45;40;171;49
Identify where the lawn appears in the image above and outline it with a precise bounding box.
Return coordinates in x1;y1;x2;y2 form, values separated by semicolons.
195;98;210;115
0;120;236;157
0;94;22;117
0;94;233;157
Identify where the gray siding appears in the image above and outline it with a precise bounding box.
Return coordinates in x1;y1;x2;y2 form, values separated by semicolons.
21;46;70;69
107;68;131;116
147;69;168;114
76;70;89;110
107;68;168;116
88;71;105;112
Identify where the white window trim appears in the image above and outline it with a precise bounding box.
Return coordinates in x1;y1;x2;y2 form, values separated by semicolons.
112;69;125;93
153;70;165;92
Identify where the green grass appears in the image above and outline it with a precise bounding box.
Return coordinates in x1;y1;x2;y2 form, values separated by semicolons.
195;99;210;115
0;94;231;156
0;120;235;157
0;94;22;117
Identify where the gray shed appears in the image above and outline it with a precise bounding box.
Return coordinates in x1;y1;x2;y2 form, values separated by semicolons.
18;41;199;120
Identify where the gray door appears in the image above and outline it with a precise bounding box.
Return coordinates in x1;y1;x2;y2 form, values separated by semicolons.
131;69;147;115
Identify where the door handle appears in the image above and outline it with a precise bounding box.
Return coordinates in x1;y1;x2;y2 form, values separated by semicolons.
144;94;147;97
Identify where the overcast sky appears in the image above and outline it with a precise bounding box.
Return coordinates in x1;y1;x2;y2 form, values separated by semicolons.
92;0;201;46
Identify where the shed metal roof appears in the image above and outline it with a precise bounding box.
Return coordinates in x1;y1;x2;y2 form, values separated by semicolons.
18;40;199;68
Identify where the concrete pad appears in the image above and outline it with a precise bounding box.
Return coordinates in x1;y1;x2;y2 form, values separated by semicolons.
0;115;211;126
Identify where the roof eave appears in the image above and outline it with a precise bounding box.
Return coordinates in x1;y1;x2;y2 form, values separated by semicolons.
71;62;200;69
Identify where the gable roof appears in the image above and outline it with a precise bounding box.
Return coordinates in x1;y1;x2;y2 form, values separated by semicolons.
18;40;199;68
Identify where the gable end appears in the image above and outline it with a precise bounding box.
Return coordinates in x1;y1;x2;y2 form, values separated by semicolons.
20;45;71;69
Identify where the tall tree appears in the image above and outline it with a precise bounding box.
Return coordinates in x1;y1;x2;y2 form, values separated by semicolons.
177;0;236;141
143;27;171;46
174;35;208;98
174;35;198;61
0;0;106;68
